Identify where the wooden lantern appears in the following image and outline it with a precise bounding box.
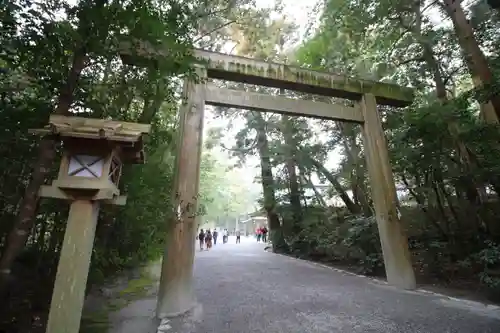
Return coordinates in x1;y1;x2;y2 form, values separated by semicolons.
30;115;151;333
30;114;151;205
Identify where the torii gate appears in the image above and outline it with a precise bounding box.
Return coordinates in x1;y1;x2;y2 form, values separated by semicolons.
120;42;417;319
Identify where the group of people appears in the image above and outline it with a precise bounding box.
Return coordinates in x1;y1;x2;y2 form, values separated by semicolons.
197;225;268;250
197;228;236;251
256;226;268;242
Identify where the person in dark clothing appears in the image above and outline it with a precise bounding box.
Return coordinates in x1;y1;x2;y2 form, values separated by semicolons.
198;229;205;251
262;226;268;242
205;229;213;250
213;229;218;245
236;230;241;244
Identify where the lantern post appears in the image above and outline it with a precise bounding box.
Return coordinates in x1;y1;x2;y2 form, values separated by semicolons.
30;115;151;333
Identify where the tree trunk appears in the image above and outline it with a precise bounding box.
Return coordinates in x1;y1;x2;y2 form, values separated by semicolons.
253;112;286;252
422;42;484;204
0;0;109;286
138;73;167;123
401;173;448;239
281;115;302;233
91;56;114;118
96;74;167;247
0;138;57;284
441;0;500;121
307;157;361;214
300;172;327;207
0;47;88;283
412;3;487;206
339;129;372;216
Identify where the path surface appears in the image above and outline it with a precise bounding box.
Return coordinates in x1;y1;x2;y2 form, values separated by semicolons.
110;236;500;333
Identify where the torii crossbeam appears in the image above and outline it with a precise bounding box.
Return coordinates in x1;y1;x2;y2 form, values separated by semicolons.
119;40;417;320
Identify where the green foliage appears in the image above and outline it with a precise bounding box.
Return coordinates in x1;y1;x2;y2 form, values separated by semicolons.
201;0;500;303
269;228;289;253
473;241;500;292
283;0;500;300
4;1;500;331
285;210;384;275
341;216;384;275
198;147;260;224
0;0;259;330
89;140;175;283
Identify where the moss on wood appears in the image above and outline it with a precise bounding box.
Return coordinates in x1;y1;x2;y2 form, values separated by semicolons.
118;40;414;106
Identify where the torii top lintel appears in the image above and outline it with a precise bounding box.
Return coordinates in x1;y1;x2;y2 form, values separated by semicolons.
119;41;414;107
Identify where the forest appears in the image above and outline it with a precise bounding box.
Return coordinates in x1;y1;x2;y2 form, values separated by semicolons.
1;0;500;331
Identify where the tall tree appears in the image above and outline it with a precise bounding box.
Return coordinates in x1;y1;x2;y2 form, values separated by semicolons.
440;0;500;121
0;0;219;288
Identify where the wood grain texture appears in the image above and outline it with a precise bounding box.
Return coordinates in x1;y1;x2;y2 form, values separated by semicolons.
360;93;416;290
46;200;100;333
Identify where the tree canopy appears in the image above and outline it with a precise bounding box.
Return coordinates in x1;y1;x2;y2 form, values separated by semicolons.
2;0;500;330
206;0;500;300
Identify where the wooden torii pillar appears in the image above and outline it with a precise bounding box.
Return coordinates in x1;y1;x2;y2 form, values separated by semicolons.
119;41;417;319
156;67;207;318
359;94;415;288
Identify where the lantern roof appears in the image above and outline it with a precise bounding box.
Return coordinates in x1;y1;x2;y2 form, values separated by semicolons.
30;115;151;164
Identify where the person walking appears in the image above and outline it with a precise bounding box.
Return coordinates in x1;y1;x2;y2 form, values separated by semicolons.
205;229;213;250
256;227;262;242
236;230;241;244
213;229;218;245
261;226;268;242
198;229;205;251
223;229;228;243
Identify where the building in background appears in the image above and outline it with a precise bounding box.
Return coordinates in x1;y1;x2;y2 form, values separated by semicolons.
239;210;268;236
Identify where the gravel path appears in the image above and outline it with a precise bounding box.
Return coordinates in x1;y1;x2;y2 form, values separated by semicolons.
110;236;500;333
